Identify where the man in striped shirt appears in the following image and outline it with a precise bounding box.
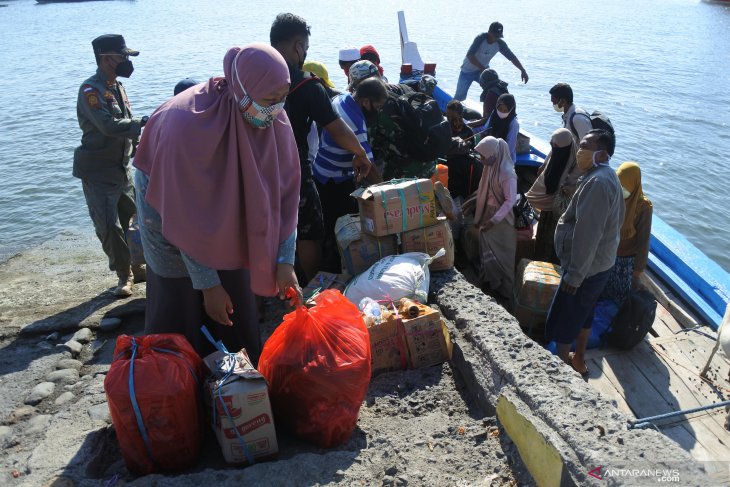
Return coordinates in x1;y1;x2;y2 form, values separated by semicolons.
313;77;387;271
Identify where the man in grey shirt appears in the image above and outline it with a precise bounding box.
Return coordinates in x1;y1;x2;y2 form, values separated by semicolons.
545;129;624;377
454;22;528;101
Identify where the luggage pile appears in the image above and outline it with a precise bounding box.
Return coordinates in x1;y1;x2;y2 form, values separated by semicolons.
361;296;453;375
338;178;457;276
301;250;454;377
298;179;457;379
103;181;459;475
309;178;458;376
105;332;281;473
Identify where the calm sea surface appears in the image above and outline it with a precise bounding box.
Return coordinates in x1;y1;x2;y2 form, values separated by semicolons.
1;0;729;270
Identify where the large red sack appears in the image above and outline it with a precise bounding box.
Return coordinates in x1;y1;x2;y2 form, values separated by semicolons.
104;334;203;475
258;289;371;448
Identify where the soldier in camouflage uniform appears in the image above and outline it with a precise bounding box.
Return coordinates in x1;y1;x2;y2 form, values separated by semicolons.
369;93;436;181
73;34;147;297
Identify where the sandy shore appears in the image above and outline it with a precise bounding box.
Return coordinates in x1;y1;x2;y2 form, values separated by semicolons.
0;233;529;486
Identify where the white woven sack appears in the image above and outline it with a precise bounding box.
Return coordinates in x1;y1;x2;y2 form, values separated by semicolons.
344;249;445;306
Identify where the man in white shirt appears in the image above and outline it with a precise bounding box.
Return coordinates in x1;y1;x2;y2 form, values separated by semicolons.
550;83;593;144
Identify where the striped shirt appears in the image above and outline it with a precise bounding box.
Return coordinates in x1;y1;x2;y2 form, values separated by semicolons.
313;93;373;184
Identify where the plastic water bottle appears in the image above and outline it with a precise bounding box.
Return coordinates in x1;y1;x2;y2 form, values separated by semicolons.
359;297;382;325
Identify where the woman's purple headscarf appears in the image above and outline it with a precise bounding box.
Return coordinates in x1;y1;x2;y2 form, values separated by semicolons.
134;44;300;296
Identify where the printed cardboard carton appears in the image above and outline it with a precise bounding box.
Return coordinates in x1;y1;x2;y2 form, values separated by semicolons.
400;304;453;369
401;217;454;271
367;311;408;376
204;350;278;464
351;179;437;237
335;214;399;276
368;302;452;373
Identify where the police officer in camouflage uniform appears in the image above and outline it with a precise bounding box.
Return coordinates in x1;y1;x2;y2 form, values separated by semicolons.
73;34;147;297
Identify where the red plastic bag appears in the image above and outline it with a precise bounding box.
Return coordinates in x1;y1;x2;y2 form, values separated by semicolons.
105;334;203;475
258;289;371;448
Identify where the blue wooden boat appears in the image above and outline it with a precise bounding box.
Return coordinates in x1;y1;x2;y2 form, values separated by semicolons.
397;11;730;475
396;11;730;331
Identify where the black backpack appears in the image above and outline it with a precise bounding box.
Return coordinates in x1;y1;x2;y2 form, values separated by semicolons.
570;108;615;152
394;92;453;162
603;290;656;350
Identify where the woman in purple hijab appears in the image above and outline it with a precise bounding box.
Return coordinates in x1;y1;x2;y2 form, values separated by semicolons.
133;44;301;363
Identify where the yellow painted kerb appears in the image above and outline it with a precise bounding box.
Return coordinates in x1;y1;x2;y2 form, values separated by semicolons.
496;394;565;487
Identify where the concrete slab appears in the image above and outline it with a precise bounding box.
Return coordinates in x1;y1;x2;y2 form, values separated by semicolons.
430;269;714;486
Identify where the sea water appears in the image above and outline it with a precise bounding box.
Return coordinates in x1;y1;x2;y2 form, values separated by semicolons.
0;0;728;271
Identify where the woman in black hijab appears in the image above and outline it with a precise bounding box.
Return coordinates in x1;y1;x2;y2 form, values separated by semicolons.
525;128;581;263
485;93;519;162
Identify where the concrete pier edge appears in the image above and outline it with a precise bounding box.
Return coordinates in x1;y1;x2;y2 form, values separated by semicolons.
430;269;711;487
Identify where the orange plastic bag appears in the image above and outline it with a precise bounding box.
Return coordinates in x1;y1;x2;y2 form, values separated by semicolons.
258;290;371;448
105;334;203;475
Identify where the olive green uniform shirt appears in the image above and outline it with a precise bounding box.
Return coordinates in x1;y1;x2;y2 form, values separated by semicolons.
73;68;142;182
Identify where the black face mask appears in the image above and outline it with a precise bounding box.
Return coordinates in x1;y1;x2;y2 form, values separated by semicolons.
115;60;134;78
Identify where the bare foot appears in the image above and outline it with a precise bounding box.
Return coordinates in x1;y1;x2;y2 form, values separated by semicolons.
569;352;589;376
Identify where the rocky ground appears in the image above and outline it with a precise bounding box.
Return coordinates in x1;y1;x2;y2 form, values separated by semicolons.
0;232;533;486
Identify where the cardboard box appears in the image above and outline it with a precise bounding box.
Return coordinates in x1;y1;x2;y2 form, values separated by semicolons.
367;315;409;376
514;259;562;331
204;350;278;464
302;272;351;303
400;304;453;369
401;217;455;271
335;214;399;276
351;179;438;237
366;301;452;375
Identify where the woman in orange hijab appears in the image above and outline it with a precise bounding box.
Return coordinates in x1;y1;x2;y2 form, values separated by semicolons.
600;162;653;305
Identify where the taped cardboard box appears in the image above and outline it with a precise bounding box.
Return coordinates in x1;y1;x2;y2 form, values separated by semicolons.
351;179;437;237
335;214;399;276
513;259;562;330
401;217;454;271
302;272;351;303
204;350;278;465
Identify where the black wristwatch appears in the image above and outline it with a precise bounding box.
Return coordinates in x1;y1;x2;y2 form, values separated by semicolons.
140;115;149;127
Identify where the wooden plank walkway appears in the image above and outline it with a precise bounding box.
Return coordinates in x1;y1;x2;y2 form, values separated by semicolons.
584;296;730;482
